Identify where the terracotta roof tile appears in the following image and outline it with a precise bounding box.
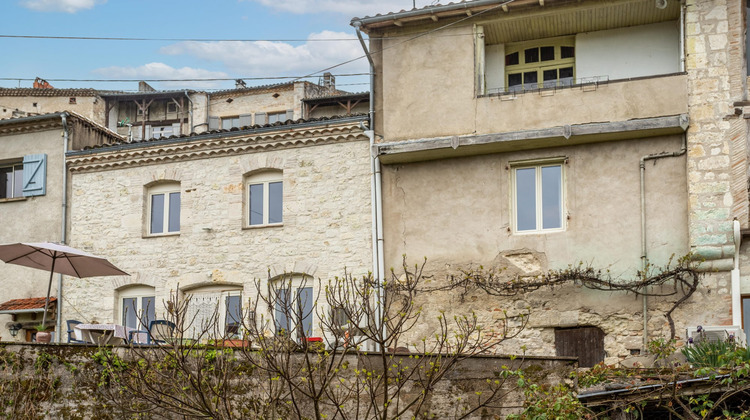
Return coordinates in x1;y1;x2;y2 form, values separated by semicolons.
0;297;57;311
0;87;99;97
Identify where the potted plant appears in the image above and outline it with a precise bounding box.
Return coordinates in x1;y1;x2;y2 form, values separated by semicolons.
34;324;51;344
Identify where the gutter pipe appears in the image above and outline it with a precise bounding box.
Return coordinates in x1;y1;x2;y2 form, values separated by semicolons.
639;129;687;351
354;21;386;352
57;113;70;343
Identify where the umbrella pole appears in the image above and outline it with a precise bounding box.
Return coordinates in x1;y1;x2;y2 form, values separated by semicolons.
41;256;56;329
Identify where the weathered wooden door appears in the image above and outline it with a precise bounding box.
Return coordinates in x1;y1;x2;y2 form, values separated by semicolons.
555;326;605;367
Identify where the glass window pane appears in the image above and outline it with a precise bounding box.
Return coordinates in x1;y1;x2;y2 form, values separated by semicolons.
249;183;264;225
559;67;574;79
150;194;165;234
225;295;242;336
542;166;562;229
523;71;538;90
505;51;519;66
0;167;11;199
13;166;23;198
540;46;555;61
123;298;137;329
561;46;575;59
508;73;522;89
142;296;155;328
524;47;539;63
269;181;283;224
543;69;558;81
297;287;313;338
275;289;291;334
516;168;536;231
168;192;180;232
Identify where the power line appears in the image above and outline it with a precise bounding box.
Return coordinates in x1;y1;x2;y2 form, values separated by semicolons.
0;73;371;83
0;34;360;42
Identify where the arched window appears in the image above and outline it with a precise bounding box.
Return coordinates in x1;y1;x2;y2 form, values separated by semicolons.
184;285;243;340
147;182;181;235
118;285;156;331
246;171;282;227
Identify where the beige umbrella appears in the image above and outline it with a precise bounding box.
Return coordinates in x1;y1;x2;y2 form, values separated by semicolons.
0;242;129;328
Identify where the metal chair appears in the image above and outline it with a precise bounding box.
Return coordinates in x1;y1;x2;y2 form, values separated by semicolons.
148;320;176;345
66;320;84;343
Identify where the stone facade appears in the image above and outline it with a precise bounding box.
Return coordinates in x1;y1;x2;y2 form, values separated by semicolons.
65;117;373;338
353;0;750;364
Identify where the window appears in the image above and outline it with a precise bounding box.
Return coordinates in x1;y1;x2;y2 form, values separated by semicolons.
184;287;243;339
221;116;240;130
119;286;156;331
0;162;23;199
148;183;180;235
505;37;575;91
247;171;282;227
512;161;564;233
267;112;286;124
273;279;314;339
167;102;178;113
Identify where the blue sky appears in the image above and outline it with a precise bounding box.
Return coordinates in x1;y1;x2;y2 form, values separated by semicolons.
1;0;436;92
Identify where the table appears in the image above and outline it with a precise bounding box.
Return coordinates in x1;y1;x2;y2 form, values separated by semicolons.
74;323;134;345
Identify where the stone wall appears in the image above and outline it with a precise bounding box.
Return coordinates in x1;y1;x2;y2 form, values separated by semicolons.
0;342;576;419
65;120;373;336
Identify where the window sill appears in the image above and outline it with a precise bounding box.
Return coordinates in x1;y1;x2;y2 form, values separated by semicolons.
0;197;27;203
142;232;180;239
243;223;283;230
512;228;566;235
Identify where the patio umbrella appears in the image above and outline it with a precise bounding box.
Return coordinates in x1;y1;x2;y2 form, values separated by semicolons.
0;242;129;329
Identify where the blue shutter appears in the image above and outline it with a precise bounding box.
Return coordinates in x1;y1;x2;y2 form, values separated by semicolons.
22;154;46;197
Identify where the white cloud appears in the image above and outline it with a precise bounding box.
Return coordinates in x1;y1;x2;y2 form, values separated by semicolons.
19;0;106;13
246;0;433;17
159;31;368;81
93;63;229;90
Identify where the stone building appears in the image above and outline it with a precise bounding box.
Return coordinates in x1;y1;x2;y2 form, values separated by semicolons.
0;111;122;342
0;78;104;122
64;114;373;342
351;0;750;365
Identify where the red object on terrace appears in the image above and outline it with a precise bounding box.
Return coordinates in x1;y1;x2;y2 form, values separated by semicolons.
303;337;323;342
0;297;56;312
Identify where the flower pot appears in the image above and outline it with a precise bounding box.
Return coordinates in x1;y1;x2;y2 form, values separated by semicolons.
36;331;51;344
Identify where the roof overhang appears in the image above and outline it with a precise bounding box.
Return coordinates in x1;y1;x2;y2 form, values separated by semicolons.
375;114;689;164
352;0;679;41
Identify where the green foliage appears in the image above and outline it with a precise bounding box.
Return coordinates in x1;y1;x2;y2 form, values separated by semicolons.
507;383;589;420
682;338;740;368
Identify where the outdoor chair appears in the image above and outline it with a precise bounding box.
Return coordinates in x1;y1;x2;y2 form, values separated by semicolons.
148;320;176;345
66;319;84;343
128;330;149;345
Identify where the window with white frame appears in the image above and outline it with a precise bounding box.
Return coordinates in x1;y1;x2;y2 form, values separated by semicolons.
505;37;575;91
267;112;286;124
184;286;244;339
119;285;156;331
273;276;314;339
148;183;181;235
512;160;565;233
221;116;240;130
246;171;282;227
0;161;23;199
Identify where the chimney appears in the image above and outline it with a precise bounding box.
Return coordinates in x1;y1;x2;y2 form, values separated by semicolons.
323;72;335;91
138;81;156;92
235;79;247;89
33;77;53;89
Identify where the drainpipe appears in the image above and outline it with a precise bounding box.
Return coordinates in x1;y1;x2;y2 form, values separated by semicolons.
732;220;741;327
679;0;685;72
639;129;687;351
354;21;386;351
57;113;70;343
183;91;194;134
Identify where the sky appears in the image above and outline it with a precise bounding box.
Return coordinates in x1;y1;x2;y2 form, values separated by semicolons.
0;0;438;93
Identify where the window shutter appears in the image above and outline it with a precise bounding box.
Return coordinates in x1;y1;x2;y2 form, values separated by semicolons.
208;116;219;130
285;109;294;122
22;154;46;197
239;114;252;127
254;112;267;125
